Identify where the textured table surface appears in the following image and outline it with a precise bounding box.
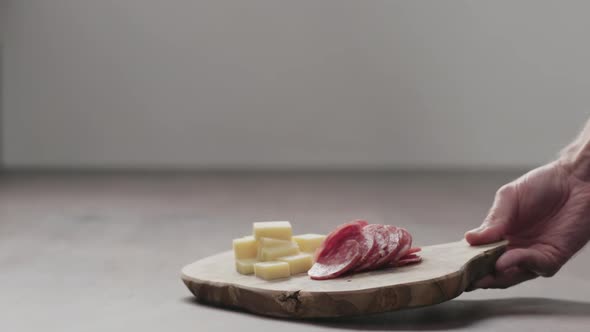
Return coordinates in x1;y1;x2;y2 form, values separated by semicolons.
1;171;589;331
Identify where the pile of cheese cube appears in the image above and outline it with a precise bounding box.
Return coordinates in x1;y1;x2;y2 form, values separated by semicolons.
232;221;326;280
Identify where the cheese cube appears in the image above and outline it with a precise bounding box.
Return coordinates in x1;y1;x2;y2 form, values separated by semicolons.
254;261;290;280
292;234;326;253
232;235;258;259
258;242;300;261
253;221;292;240
235;259;258;275
259;237;293;248
278;253;313;275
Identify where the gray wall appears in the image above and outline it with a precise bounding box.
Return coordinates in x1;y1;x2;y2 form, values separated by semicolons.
0;1;6;168
2;0;590;169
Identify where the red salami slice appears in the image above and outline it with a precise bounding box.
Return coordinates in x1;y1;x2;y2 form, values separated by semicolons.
373;225;402;268
354;224;388;271
392;228;412;261
393;254;422;267
308;239;361;280
400;253;420;260
314;220;365;260
352;224;375;268
351;225;377;271
355;219;369;227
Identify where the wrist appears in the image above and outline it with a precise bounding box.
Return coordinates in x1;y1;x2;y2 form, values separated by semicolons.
557;121;590;180
559;133;590;180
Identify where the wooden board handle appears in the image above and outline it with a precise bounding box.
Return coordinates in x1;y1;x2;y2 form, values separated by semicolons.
462;241;506;291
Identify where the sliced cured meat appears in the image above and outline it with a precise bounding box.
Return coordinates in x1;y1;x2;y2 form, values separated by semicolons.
392;228;412;261
354;219;369;227
354;224;389;271
309;221;421;280
314;220;365;260
399;253;420;260
352;225;378;271
373;225;402;268
353;224;375;268
393;254;422;267
308;239;361;280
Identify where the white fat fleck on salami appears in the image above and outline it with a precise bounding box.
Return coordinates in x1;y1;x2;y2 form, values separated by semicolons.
308;239;361;280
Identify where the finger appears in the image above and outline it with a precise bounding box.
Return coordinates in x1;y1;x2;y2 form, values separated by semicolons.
466;274;495;291
473;266;537;289
465;185;517;245
465;275;492;292
465;224;506;246
496;248;559;277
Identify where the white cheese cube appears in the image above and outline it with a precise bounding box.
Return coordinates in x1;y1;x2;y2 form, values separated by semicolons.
278;253;313;275
258;242;300;261
232;235;258;259
235;259;258;275
253;221;292;240
259;237;293;248
254;261;290;280
292;234;326;253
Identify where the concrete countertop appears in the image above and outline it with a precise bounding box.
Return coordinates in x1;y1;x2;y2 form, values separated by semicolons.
1;171;589;331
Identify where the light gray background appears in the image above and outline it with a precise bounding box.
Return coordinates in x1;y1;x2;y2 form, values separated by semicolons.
3;0;590;169
3;3;590;331
1;1;6;167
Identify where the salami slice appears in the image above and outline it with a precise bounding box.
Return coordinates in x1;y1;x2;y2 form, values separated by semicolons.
392;228;412;261
314;220;365;260
404;247;422;255
352;224;375;268
392;253;422;267
355;219;369;227
354;224;388;271
351;225;378;271
308;239;361;280
373;225;402;268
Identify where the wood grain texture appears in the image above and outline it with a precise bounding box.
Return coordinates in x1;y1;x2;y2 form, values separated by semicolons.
181;240;506;318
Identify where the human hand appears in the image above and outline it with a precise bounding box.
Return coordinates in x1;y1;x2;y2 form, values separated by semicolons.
465;161;590;289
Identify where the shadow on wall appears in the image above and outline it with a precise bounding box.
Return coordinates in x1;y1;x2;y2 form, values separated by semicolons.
184;297;590;330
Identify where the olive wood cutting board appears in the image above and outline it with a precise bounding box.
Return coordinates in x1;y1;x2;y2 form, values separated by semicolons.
181;240;506;318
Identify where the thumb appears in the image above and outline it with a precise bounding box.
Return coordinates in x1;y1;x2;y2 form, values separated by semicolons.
465;184;517;245
465;224;506;246
496;248;559;277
